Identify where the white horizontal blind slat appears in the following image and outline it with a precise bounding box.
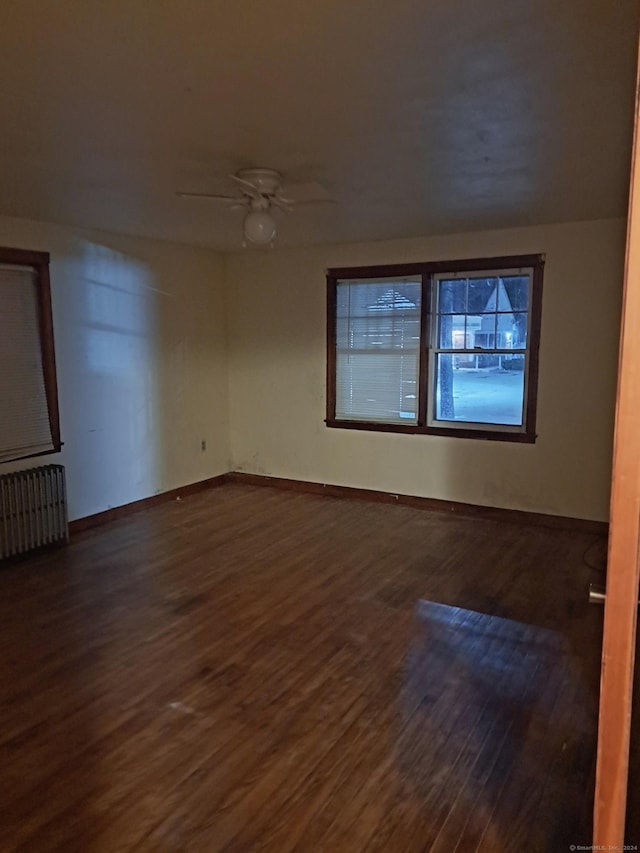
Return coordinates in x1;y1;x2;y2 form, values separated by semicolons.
335;279;421;424
0;267;53;461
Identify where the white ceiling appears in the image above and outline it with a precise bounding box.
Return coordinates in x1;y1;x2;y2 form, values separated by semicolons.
0;1;637;251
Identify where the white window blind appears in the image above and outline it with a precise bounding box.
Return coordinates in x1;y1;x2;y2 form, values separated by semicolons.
335;278;421;423
0;265;55;461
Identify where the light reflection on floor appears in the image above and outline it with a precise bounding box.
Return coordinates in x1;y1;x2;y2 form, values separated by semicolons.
393;600;592;850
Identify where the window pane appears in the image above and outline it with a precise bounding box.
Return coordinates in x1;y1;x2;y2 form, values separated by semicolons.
476;313;497;347
335;279;421;423
467;278;496;313
437;279;466;313
434;354;525;426
439;314;467;348
512;312;528;348
500;276;529;311
336;353;418;421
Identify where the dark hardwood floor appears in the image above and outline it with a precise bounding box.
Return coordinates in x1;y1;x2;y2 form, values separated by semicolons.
0;483;611;851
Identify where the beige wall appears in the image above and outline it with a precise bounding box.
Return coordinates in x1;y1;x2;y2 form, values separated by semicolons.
0;215;230;521
0;215;624;524
226;219;626;521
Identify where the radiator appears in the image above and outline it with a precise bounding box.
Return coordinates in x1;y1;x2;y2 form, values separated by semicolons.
0;464;68;559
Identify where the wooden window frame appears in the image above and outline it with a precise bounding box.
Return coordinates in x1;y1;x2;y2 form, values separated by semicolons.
326;254;544;443
0;246;62;463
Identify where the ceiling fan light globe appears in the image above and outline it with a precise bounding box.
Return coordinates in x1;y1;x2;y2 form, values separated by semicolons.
243;210;276;245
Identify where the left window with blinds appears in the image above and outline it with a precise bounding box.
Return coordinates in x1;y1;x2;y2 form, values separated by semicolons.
0;247;61;463
334;277;422;424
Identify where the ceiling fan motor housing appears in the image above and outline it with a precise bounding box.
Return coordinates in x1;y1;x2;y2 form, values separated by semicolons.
236;168;283;196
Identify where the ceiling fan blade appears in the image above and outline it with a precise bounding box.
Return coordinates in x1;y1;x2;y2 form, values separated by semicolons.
228;173;261;196
272;196;295;213
176;191;241;203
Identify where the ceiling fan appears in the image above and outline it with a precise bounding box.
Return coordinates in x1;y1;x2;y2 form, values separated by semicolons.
177;168;330;246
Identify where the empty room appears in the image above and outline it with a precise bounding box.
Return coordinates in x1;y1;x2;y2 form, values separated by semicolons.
1;2;640;851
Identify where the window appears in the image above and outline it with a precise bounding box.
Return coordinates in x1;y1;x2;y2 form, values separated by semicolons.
326;254;544;442
0;247;61;462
